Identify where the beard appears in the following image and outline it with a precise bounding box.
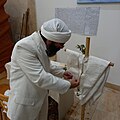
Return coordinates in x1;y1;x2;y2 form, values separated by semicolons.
46;42;60;57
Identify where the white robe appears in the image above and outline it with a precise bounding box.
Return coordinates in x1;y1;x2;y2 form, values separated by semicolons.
7;31;70;120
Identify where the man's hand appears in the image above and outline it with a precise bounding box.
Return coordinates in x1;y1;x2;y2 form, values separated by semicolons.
63;71;80;89
63;71;73;79
69;79;80;89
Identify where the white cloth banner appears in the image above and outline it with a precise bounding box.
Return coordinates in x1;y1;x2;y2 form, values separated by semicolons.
65;49;110;105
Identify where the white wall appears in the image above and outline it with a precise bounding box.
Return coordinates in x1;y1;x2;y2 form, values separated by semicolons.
35;0;120;86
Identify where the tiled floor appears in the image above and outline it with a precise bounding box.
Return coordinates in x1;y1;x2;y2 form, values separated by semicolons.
65;87;120;120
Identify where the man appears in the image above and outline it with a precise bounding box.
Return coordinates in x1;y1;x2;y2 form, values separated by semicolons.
7;18;80;120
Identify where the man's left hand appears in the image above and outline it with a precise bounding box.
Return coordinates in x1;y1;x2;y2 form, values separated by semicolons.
63;71;73;80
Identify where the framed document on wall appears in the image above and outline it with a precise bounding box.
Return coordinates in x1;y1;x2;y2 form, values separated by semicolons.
77;0;120;4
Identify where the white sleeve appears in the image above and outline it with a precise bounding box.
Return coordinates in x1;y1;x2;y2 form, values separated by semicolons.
50;61;65;78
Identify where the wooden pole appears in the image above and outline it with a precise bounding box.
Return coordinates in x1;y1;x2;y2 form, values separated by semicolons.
80;37;90;120
85;37;90;58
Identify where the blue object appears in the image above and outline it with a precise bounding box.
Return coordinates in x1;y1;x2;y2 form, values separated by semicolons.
77;0;120;4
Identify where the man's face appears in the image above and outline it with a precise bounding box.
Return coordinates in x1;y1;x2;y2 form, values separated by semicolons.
46;41;64;57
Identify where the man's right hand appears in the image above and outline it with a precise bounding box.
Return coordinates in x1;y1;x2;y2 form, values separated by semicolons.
68;79;80;89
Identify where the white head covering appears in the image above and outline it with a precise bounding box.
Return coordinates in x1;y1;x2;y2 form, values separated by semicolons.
41;18;71;43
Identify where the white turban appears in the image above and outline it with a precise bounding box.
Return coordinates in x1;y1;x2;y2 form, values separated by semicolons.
41;18;71;43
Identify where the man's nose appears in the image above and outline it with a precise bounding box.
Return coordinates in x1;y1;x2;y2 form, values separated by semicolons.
55;43;64;49
59;44;64;48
